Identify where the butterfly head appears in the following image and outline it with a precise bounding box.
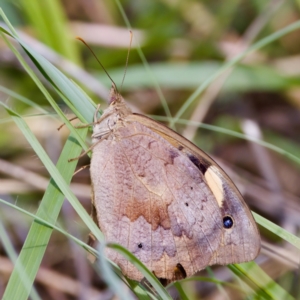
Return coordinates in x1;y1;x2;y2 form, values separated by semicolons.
91;84;132;142
109;83;121;104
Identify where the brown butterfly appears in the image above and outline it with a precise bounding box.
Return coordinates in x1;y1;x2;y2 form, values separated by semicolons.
90;84;260;283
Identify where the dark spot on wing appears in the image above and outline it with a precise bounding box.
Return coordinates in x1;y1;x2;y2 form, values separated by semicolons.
158;277;168;286
223;216;234;229
153;263;187;286
178;145;184;151
174;263;187;280
188;154;208;174
148;140;157;149
169;149;179;163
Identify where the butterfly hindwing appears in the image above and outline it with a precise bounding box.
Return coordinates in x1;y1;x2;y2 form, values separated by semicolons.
90;87;260;282
129;114;261;265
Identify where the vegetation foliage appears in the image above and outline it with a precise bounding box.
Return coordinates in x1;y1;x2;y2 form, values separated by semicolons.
0;1;300;299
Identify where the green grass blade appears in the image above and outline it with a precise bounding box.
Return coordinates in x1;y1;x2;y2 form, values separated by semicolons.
0;85;49;115
173;282;189;300
0;9;18;36
0;13;163;297
20;0;80;64
0;10;96;123
0;103;103;239
114;0;173;123
0;198;97;255
126;280;153;300
172;19;300;126
0;197;160;300
151;116;300;168
180;276;245;292
2;128;87;299
97;63;290;92
107;243;172;300
206;267;230;300
15;36;95;121
0;30;89;152
229;262;294;300
0;219;41;300
98;244;135;300
254;213;300;250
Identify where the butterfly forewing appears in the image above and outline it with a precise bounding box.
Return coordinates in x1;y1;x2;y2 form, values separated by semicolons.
129;114;261;264
90;87;260;282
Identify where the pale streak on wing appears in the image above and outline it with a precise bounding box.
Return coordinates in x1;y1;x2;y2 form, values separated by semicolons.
204;166;224;207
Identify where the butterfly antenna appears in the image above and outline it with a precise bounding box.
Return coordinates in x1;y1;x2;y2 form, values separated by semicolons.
121;31;133;92
76;37;118;93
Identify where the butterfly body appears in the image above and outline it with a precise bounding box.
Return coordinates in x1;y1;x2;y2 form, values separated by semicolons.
90;85;260;282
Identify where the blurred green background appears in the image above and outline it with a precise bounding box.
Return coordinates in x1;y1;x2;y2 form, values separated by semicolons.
1;0;300;299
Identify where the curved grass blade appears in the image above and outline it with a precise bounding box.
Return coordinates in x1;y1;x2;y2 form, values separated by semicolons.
206;266;230;300
172;19;300;126
179;276;245;292
173;282;189;300
0;104;103;239
0;12;164;298
97;62;290;92
151;116;300;166
126;280;153;300
229;262;294;300
2;126;89;299
0;85;49;115
98;243;135;300
106;243;172;300
0;218;41;300
0;198;97;255
114;0;172;123
20;0;80;64
0;30;89;152
1;104;104;299
0;197;157;300
0;9;96;127
253;213;300;250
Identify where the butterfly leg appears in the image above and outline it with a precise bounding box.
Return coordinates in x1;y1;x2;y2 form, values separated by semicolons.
57;116;79;131
86;233;97;264
68;133;109;162
68;146;93;162
86;203;99;264
76;104;105;128
73;164;90;176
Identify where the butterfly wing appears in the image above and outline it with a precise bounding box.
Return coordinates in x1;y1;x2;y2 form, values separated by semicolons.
91;113;260;282
91;120;228;281
128;114;261;266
